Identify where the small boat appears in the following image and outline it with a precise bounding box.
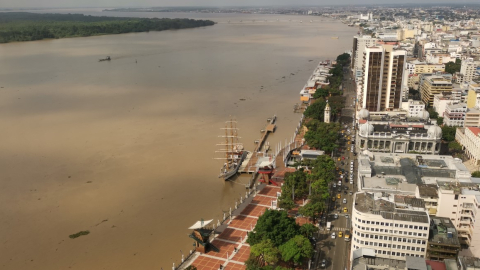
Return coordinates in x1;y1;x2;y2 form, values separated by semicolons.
331;37;339;39
99;56;111;62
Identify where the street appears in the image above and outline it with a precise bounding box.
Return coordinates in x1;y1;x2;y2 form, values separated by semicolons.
313;66;357;270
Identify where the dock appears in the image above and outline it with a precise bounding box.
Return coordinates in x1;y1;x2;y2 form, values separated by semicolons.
239;115;276;174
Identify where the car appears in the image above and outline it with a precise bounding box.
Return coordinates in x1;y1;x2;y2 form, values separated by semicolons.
340;175;344;179
350;180;353;185
345;214;349;219
331;232;336;239
343;207;348;213
350;161;354;165
332;196;336;201
334;213;338;219
345;178;348;183
333;183;336;188
344;190;347;195
338;180;342;186
344;230;351;241
344;186;348;190
341;161;345;165
343;198;347;204
337;193;341;199
349;191;353;195
321;259;326;268
337;157;341;161
338;231;343;238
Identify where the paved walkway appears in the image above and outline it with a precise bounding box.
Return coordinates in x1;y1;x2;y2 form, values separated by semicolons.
184;185;282;270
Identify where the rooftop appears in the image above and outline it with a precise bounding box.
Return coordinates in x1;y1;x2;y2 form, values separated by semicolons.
429;217;461;247
355;193;429;223
418;184;439;198
467;126;480;136
459;256;480;269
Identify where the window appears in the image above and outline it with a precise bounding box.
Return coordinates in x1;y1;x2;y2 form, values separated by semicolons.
455;194;459;200
414;226;418;230
421;248;425;252
367;221;371;224
399;224;404;228
409;225;413;229
381;222;384;226
393;244;397;248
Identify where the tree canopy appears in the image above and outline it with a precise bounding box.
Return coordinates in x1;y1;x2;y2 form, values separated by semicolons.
250;239;280;266
472;171;480;178
445;59;461;75
0;12;214;43
304;120;341;153
279;235;314;265
441;126;457;142
247;210;301;247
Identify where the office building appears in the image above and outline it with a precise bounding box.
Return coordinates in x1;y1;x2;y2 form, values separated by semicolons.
360;45;407;112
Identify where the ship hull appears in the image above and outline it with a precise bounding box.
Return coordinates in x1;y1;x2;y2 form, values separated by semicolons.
221;151;249;180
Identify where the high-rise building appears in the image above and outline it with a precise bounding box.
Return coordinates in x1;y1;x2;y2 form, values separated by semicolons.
360;45;407;112
460;58;477;83
352;35;377;78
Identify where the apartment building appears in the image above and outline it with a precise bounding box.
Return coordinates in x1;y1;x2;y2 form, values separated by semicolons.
350;192;430;261
459;58;477;83
466;83;480;109
416;184;438;216
436;181;480;256
360;45;406;112
444;103;467;127
401;99;426;118
415;63;445;74
433;91;462;117
464;109;480;128
455;127;480;166
352;35;377;78
427;217;460;261
420;76;453;107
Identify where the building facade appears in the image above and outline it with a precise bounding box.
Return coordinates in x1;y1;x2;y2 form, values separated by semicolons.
420;76;453;107
456;127;480;165
356;110;442;154
352;35;377;78
444;103;467;127
350;192;430;261
360;45;406;112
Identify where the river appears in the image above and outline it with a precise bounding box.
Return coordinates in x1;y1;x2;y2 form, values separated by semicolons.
0;9;356;270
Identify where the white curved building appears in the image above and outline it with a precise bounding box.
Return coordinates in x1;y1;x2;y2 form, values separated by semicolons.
350;192;429;262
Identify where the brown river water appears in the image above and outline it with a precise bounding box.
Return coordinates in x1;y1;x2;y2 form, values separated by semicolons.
0;10;356;269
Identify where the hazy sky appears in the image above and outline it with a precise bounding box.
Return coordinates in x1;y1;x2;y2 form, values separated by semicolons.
1;0;479;9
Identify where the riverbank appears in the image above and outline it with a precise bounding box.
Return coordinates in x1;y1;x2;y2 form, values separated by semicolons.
0;12;214;43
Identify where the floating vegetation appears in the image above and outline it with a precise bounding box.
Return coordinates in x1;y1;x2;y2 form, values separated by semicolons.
69;230;90;239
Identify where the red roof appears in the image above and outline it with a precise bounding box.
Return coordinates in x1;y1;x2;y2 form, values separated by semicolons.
425;260;446;270
467;127;480;136
411;125;424;128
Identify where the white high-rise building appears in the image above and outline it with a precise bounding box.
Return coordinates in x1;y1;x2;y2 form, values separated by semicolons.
350;192;430;261
352;36;377;78
360;45;407;112
460;58;477;83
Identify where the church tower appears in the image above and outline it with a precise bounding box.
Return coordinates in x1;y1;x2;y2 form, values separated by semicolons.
324;101;331;123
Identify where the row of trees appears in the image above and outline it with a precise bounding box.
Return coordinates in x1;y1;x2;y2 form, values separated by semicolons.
0;12;215;43
245;53;348;268
246;155;335;268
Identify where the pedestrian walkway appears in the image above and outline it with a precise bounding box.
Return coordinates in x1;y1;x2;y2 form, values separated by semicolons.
184;185;282;270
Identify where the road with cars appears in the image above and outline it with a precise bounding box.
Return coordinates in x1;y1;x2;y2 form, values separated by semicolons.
313;67;357;270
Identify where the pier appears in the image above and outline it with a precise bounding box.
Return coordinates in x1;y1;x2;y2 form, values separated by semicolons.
238;115;276;174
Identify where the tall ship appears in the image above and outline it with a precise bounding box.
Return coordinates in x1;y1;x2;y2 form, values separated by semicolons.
215;119;249;180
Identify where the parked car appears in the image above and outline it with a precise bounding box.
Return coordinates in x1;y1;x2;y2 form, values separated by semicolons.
331;232;336;239
321;259;326;268
337;193;341;199
338;180;342;186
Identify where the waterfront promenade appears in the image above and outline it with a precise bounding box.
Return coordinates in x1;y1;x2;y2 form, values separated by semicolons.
183;184;282;269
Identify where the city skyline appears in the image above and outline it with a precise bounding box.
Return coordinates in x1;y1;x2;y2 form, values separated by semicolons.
2;0;480;9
